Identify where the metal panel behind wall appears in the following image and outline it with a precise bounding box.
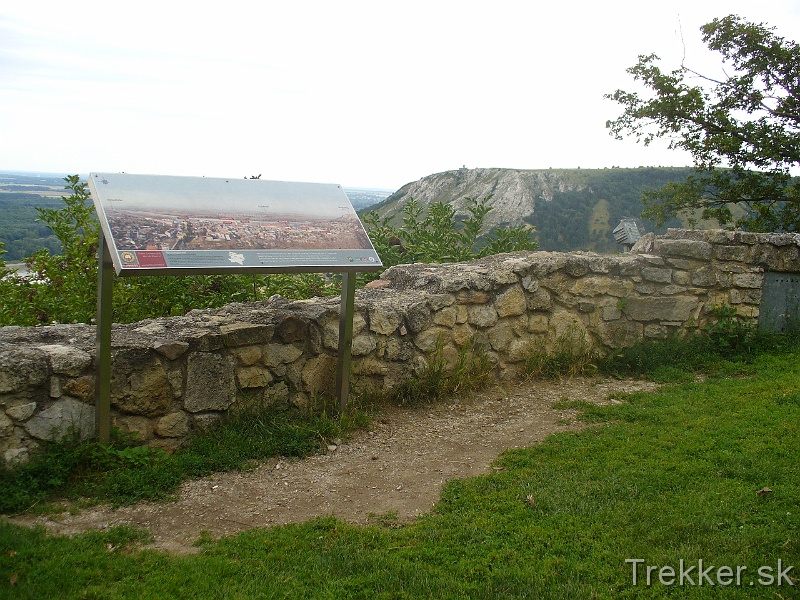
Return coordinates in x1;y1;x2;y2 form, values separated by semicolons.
759;273;800;333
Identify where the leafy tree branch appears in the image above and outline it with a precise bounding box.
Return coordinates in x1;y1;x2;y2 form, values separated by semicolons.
606;15;800;231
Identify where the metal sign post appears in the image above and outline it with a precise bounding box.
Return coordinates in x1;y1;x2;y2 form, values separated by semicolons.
89;173;382;442
95;229;114;444
335;272;357;413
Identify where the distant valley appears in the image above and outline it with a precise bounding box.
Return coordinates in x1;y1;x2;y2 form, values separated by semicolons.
0;171;393;262
1;167;704;262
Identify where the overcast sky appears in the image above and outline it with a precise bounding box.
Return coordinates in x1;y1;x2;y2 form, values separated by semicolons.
2;0;799;190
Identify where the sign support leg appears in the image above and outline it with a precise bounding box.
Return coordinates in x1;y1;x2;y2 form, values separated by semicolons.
95;230;113;444
336;271;357;413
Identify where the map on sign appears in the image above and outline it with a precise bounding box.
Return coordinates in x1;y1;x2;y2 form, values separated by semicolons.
88;173;382;275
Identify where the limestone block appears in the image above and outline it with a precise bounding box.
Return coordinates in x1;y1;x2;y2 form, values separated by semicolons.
353;357;389;376
323;319;340;350
378;337;415;361
521;276;539;292
587;256;612;274
50;376;62;399
571;276;613;297
468;304;498;328
672;270;691;286
635;283;659;295
451;324;476;347
167;367;184;398
715;245;748;262
415;327;450;352
644;324;668;339
264;382;291;406
276;316;306;343
156;411;191;438
39;345;92;376
639;254;666;266
625;297;698;322
233;346;262;366
62;376;94;401
197;332;224;351
732;273;763;289
506;338;533;363
24;397;95;440
457;291;492;304
665;258;694;270
549;309;588;340
4;447;29;466
368;305;400;335
111;352;173;417
564;256;589;277
0;347;47;394
352;334;377;357
440;344;460;374
509;315;528;336
284;362;304;388
5;401;37;422
429;305;456;328
153;340;190;361
429;294;456;311
527;314;549;333
733;231;759;245
691;266;717;287
301;354;337;395
660;285;689;296
308;324;324;354
526;288;552;311
495;286;526;317
729;288;761;305
353;314;367;336
263;343;303;366
602;306;622;321
488;320;515;352
192;413;222;432
183;353;236;413
113;415;152;440
653;239;713;260
597;320;643;348
236;365;273;388
736;305;760;319
641;267;673;284
405;302;433;333
0;412;12;437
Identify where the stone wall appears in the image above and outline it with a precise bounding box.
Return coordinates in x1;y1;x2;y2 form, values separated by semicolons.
2;229;799;464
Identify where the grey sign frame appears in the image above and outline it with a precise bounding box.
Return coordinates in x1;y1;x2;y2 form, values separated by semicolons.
90;173;382;443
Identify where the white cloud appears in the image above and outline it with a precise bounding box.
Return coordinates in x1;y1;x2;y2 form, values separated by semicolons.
2;0;799;188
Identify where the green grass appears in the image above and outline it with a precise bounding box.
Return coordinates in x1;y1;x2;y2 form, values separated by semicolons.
388;337;495;406
0;405;366;514
2;348;799;598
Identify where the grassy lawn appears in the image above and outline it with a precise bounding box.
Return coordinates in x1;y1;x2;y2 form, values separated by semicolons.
1;350;799;598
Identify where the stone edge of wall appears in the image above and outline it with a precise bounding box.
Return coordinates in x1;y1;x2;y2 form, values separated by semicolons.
1;228;798;463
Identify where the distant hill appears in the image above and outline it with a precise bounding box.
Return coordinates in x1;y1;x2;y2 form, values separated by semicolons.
0;172;68;261
364;167;699;253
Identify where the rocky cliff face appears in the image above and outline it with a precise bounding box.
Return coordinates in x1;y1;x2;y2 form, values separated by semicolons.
373;168;587;232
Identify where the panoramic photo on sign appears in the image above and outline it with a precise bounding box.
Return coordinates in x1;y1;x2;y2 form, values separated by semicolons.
88;173;382;274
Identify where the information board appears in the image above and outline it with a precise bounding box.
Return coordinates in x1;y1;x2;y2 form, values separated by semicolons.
88;173;382;275
90;172;382;442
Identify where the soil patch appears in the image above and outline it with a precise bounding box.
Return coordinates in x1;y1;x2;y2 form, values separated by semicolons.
9;377;658;554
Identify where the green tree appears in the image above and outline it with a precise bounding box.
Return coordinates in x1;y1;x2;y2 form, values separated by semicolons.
606;15;800;231
362;195;538;274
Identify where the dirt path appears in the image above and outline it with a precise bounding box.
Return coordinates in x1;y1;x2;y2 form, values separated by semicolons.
9;377;658;554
